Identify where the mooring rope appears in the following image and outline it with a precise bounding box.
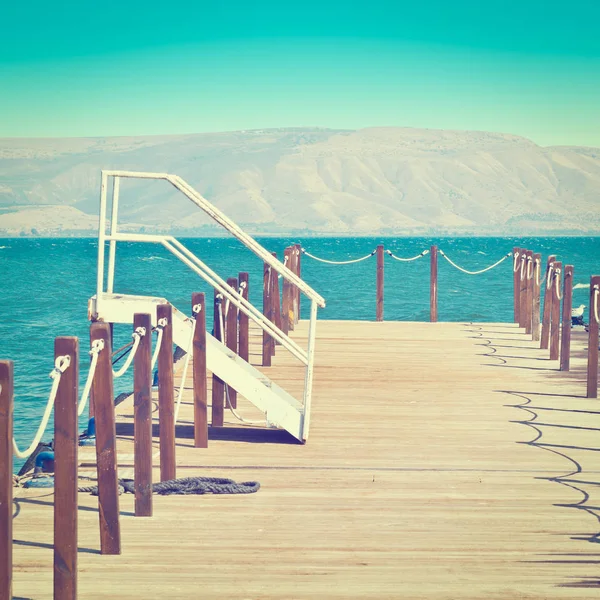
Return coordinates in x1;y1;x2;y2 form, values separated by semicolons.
526;255;534;280
79;476;260;496
151;318;168;370
546;262;555;289
301;247;376;265
77;339;104;417
385;249;429;262
438;250;512;275
513;251;520;272
519;255;526;281
593;285;600;325
10;356;71;459
112;326;146;378
554;267;563;301
173;311;198;424
217;302;268;426
535;258;541;286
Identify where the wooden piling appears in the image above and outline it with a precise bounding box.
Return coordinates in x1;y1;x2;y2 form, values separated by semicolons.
518;251;528;330
133;313;153;517
376;244;384;322
53;336;79;600
513;247;521;323
560;265;574;372
532;253;542;342
212;289;225;425
525;250;534;335
238;273;249;362
430;245;437;323
540;255;556;350
262;262;272;367
282;247;293;335
89;322;121;555
192;293;208;447
226;278;238;409
0;360;13;600
157;304;176;481
549;262;562;361
587;275;600;398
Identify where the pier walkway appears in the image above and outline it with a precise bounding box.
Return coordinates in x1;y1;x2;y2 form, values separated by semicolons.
12;321;600;599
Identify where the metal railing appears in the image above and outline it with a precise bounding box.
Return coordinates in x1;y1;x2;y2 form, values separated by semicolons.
94;170;324;437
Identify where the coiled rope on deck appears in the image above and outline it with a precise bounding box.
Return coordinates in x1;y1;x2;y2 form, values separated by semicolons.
10;356;71;459
301;247;376;265
438;250;512;275
385;249;429;262
79;476;260;496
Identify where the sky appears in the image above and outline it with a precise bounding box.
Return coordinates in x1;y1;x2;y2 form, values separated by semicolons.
1;0;599;146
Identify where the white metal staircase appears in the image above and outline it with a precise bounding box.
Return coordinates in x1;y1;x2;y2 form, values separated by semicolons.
89;171;325;442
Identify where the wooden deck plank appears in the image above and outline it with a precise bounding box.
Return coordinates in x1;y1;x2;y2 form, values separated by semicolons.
12;321;600;598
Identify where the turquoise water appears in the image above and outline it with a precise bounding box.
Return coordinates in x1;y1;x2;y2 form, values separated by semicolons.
1;236;599;471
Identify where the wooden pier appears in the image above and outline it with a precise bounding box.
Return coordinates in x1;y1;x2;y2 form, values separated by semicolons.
10;320;600;599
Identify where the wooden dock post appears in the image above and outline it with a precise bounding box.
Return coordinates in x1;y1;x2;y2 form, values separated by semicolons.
549;262;562;361
90;322;121;555
0;360;13;600
157;304;176;482
294;244;302;321
430;245;437;323
192;293;208;447
532;253;542;342
518;250;528;330
262;263;272;367
238;273;249;362
525;250;534;335
133;313;153;517
560;265;574;372
53;336;79;600
226;278;239;409
587;276;600;398
282;247;293;335
513;247;521;323
540;255;556;349
376;244;384;322
213;289;225;425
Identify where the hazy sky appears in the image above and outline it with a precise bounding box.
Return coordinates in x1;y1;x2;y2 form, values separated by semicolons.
1;0;599;146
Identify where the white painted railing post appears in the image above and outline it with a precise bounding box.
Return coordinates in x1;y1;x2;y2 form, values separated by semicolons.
106;176;121;294
95;171;109;317
302;299;318;442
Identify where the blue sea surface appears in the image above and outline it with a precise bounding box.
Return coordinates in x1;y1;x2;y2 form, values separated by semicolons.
1;236;599;471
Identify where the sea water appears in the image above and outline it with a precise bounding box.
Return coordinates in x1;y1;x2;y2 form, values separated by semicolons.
1;236;599;471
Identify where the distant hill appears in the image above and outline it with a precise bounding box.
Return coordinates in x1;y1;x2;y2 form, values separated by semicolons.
0;127;599;236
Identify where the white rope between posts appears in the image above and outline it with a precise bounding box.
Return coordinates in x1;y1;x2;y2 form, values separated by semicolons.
439;250;512;275
112;327;146;378
301;247;376;265
520;255;526;281
513;251;520;272
11;355;71;459
535;258;541;286
174;310;198;424
554;268;563;301
593;285;600;325
217;303;267;426
77;339;104;417
526;256;534;280
546;262;554;289
151;318;168;371
385;249;429;262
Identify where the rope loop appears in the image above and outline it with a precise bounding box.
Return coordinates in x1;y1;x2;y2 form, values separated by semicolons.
156;317;168;329
546;262;554;289
192;303;202;314
513;251;520;272
133;326;146;338
519;255;526;281
554;268;563;301
534;258;541;286
50;355;71;379
526;256;534;280
90;339;105;355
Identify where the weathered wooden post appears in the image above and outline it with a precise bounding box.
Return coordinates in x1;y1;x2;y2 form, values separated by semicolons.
133;313;152;517
560;265;574;372
90;322;121;554
549;262;562;361
294;244;302;322
0;360;13;600
192;293;208;447
540;255;556;349
213;289;225;425
54;336;79;600
518;250;528;330
525;250;534;335
587;276;600;398
430;245;438;323
282;247;293;335
157;304;175;481
238;273;249;362
532;253;542;342
226;278;239;409
262;263;272;367
513;247;521;323
376;244;384;322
